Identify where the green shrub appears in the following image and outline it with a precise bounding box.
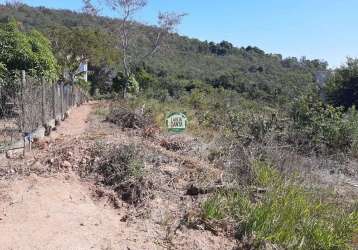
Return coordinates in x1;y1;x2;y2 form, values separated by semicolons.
202;191;252;221
0;20;58;79
346;106;358;157
202;162;358;249
254;161;283;187
186;88;208;109
144;87;169;102
227;107;282;143
290;92;353;153
325;58;358;109
127;75;140;94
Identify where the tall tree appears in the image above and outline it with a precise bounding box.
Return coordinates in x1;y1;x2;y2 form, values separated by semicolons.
82;0;100;16
105;0;185;96
48;26;119;82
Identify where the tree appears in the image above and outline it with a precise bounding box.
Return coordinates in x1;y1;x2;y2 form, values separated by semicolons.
0;19;58;118
89;64;117;95
82;0;100;16
326;58;358;109
48;26;119;82
104;0;186;97
0;19;58;79
5;0;23;8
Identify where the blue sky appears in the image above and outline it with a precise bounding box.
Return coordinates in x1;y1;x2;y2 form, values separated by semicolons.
2;0;358;68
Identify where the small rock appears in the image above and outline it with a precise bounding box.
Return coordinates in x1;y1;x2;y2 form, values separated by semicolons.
5;151;14;159
186;184;206;196
49;158;55;164
29;173;38;178
120;215;128;222
61;161;72;168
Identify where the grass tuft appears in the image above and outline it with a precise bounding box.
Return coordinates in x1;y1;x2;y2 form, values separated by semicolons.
202;162;358;249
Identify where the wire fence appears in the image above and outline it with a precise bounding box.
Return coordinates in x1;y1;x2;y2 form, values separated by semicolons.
0;70;88;152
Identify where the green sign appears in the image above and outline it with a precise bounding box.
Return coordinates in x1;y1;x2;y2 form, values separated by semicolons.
166;112;188;133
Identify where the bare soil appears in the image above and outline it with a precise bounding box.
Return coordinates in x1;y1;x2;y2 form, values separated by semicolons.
0;102;236;250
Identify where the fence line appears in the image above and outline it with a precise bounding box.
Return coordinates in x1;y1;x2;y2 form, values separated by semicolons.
0;70;89;152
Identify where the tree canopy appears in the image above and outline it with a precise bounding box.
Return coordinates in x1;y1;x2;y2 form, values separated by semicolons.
0;19;58;79
48;25;119;82
326;58;358;108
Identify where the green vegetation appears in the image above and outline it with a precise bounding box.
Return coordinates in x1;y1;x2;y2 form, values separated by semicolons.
0;19;58;79
202;162;358;249
0;62;5;78
289;92;358;154
48;25;119;83
0;4;326;103
127;81;358;156
0;18;58;117
1;3;358;249
326;58;358;109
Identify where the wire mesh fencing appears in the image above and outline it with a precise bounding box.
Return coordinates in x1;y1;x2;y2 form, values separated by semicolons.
0;71;88;152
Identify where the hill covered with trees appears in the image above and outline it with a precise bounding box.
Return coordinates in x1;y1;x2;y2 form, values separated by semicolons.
0;3;328;103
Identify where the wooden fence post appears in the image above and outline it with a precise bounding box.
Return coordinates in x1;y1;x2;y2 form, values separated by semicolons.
52;81;56;119
60;82;64;120
21;70;26;156
20;70;26;132
70;84;73;107
41;77;46;126
71;84;75;107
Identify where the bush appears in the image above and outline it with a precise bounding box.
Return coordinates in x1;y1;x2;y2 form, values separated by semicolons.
202;162;358;249
346;106;358;157
289;93;353;153
144;87;169;102
0;20;58;79
90;142;148;204
91;143;144;186
106;106;153;129
325;58;358;109
227;106;283;144
202;191;251;221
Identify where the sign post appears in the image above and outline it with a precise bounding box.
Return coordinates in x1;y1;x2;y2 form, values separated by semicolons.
166;112;188;133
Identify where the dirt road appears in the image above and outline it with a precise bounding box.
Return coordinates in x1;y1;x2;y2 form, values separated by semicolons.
0;102;235;250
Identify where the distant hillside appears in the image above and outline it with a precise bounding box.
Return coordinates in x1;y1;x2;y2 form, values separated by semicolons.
0;4;328;102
